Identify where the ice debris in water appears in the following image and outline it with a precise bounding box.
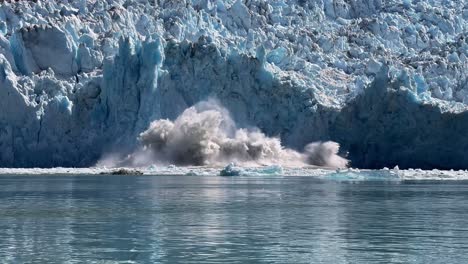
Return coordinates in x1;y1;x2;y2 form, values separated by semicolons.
325;169;400;181
1;166;468;181
220;163;243;177
219;163;284;176
105;168;143;175
0;0;466;169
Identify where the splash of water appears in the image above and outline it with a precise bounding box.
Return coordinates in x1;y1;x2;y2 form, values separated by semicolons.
101;99;348;168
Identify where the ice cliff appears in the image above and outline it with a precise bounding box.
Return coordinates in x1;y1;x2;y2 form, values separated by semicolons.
0;0;466;169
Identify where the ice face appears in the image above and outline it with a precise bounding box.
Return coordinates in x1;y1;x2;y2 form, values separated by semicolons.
12;25;78;76
0;0;466;169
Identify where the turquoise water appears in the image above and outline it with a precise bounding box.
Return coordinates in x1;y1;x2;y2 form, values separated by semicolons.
1;175;468;263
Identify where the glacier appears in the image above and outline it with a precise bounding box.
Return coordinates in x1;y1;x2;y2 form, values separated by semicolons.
0;0;466;169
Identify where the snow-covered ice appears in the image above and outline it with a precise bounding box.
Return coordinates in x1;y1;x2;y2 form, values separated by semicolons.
0;0;466;169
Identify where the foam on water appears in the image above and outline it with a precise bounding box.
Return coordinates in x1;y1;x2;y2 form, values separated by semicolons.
2;167;468;181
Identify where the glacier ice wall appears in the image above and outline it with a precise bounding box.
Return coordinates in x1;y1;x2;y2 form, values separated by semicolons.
0;0;466;169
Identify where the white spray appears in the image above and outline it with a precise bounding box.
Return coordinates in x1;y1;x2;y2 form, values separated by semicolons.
102;99;348;168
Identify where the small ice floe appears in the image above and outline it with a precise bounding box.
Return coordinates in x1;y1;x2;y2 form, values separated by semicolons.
101;168;144;175
219;163;243;176
185;170;198;176
324;169;401;181
219;164;285;177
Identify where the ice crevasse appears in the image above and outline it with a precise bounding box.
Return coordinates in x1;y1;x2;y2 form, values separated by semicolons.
0;0;466;169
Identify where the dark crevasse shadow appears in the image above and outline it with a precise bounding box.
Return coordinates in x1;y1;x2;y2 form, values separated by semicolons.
332;66;468;170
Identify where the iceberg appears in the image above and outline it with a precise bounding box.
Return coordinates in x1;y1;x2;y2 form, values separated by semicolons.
0;0;466;169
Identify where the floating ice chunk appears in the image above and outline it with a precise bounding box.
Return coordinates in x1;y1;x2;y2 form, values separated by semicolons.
219;163;242;176
260;165;284;175
325;170;400;181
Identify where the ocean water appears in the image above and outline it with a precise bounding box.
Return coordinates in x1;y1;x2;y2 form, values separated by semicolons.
0;175;468;263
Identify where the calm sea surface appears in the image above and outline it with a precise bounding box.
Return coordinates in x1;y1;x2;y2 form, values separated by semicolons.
0;175;468;263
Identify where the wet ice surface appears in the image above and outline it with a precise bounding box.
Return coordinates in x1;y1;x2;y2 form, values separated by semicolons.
1;175;468;263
